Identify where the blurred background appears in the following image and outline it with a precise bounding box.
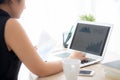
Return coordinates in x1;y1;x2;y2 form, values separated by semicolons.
19;0;120;53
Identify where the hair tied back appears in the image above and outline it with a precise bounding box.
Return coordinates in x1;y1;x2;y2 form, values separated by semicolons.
0;0;5;4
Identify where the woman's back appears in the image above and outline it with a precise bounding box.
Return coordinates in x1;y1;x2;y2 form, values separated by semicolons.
0;9;21;80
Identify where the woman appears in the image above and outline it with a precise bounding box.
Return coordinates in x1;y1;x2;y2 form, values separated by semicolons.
0;0;86;80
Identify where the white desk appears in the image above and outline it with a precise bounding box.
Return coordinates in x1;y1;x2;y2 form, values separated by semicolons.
29;64;118;80
27;50;120;80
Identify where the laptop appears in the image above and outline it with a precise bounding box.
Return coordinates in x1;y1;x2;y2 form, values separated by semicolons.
49;21;112;67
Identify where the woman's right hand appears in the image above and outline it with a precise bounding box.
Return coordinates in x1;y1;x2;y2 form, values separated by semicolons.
68;50;86;61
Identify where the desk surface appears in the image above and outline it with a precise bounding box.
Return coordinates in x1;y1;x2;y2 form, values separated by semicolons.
31;63;119;80
37;64;108;80
27;50;120;80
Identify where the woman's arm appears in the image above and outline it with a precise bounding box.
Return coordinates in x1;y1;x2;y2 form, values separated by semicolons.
5;19;85;77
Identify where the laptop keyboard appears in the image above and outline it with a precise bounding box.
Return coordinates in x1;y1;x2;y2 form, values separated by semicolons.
81;58;95;64
54;52;95;64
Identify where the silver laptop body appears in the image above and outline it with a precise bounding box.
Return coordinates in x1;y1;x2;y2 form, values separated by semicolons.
50;21;112;67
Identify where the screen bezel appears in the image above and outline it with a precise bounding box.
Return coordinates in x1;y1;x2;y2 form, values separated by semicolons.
68;21;113;57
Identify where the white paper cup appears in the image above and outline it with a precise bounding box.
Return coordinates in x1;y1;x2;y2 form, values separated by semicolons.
62;59;81;80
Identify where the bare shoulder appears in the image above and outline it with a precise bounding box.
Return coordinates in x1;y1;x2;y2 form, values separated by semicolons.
5;18;29;51
5;18;24;33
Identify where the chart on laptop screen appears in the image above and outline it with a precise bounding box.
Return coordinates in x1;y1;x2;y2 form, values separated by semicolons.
70;22;110;56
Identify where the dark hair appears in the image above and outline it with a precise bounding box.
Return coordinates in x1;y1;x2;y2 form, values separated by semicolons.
0;0;21;4
0;0;6;4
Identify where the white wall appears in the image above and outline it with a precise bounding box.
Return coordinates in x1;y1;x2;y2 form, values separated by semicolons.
93;0;120;53
19;0;93;46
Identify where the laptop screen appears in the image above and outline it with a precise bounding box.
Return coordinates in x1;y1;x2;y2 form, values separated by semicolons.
70;22;110;56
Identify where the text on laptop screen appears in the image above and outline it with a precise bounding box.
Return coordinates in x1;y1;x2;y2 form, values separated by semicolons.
70;23;110;56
